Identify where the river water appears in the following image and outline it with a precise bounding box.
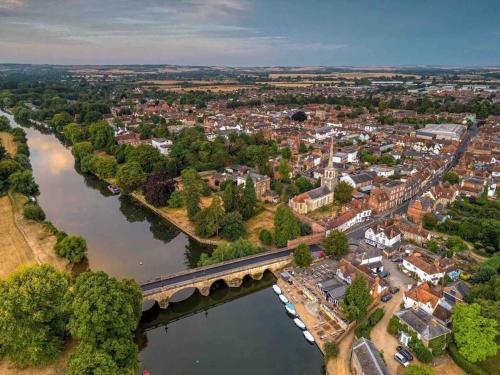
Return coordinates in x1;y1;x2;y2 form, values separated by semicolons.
1;109;324;375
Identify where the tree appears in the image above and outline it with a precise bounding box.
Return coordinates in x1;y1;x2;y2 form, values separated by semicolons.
93;157;117;179
259;229;273;246
334;181;353;204
88;121;115;151
405;364;436;375
471;264;497;283
278;159;291;182
8;170;39;195
426;239;440;253
443;172;459;185
23;203;46;221
294;243;313;267
0;158;20;181
167;191;183;208
291;110;307;122
0;265;70;367
322;230;349;258
220;211;246;241
63;123;85;145
194;197;224;238
222;181;239;212
323;341;339;365
240;175;256;219
143;170;175;207
55;235;87;263
67;343;120;375
127;144;164;174
451;303;498;363
71;141;94;164
51;112;72;130
181;168;203;220
446;235;468;253
422;213;438;230
68;271;141;345
295;176;313;193
0;144;6;159
299;142;308;154
281;146;292;160
341;275;373;321
274;205;301;247
116;162;147;194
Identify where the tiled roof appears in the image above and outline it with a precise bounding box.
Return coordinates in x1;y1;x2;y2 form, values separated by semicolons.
352;338;390;375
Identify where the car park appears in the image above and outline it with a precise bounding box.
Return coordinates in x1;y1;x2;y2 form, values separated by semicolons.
397;346;414;361
381;294;392;302
390;286;400;294
394;352;409;367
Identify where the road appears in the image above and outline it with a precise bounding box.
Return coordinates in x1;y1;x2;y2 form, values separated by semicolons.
141;123;477;294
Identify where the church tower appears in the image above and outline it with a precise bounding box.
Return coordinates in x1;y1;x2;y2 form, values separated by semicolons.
321;137;337;192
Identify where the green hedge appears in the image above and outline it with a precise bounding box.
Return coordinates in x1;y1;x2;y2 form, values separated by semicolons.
448;343;488;375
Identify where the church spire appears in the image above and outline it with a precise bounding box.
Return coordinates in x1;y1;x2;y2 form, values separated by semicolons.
328;136;334;168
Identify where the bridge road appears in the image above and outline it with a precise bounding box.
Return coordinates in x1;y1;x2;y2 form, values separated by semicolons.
141;122;476;294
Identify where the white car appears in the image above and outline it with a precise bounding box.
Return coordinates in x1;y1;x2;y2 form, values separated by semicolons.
394;352;409;367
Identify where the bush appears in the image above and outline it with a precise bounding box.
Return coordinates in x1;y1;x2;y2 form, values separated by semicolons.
448;343;488;375
409;339;433;363
23;203;46;221
220;211;246;241
55;235;87;263
167;191;183;208
259;229;273;246
388;316;401;335
323;341;339;365
368;308;385;326
354;322;372;339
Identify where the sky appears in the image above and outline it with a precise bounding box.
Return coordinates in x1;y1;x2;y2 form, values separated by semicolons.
0;0;499;66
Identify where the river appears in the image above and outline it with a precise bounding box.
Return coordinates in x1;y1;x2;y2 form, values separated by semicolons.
1;109;324;375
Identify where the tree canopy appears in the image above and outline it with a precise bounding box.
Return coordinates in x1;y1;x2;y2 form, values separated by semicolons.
294;243;312;268
322;230;349;258
274;205;301;247
341;275;373;321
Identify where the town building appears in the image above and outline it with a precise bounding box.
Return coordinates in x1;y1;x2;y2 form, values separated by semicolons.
351;337;390;375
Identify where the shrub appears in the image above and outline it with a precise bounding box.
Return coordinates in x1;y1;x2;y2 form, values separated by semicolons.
409;339;433;363
23;203;46;221
259;229;273;246
368;308;385;326
167;191;183;208
388;316;401;335
323;341;339;364
354;322;372;339
55;235;87;263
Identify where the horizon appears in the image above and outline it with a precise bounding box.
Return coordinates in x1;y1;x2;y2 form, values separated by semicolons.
1;0;499;66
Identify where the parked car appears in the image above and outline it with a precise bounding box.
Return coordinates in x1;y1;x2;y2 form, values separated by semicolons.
378;270;390;278
397;346;414;361
390;286;400;294
394;352;409;367
391;256;403;263
381;294;393;302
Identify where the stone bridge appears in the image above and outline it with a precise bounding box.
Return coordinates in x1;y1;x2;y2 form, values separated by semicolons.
141;249;293;309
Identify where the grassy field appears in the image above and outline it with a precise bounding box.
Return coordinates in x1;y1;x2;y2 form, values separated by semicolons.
0;193;67;279
0;132;16;155
245;209;275;247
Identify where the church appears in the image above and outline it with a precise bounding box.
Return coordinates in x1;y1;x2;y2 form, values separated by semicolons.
289;140;337;215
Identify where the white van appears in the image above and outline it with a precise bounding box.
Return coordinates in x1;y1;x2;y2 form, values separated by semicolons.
394;352;409;367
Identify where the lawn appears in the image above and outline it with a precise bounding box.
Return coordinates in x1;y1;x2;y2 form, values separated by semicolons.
0;132;16;155
245;209;275;247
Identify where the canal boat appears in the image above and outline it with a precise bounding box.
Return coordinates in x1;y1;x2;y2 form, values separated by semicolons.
303;330;315;344
142;370;151;375
107;184;121;195
279;294;289;304
285;302;297;317
293;318;306;330
272;284;282;295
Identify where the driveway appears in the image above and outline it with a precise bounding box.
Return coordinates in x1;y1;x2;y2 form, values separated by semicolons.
383;257;411;291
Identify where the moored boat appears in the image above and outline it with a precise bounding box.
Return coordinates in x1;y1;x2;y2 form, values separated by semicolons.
285;302;297;317
272;284;282;295
303;330;315;343
143;369;151;375
107;184;120;195
293;318;306;330
279;294;289;304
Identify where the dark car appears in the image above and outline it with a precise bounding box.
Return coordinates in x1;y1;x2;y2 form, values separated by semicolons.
378;270;390;278
397;346;414;361
391;256;403;263
381;294;392;302
390;286;400;294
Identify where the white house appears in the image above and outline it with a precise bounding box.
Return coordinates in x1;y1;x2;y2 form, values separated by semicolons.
325;208;372;234
364;222;401;249
401;251;453;285
403;283;441;315
151;138;172;156
369;165;395;178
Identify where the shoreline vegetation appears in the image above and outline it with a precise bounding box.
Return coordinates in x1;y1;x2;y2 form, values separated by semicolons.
0;114;142;375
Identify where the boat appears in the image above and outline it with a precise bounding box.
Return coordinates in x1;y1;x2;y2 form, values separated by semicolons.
143;370;151;375
285;302;297;317
107;184;120;195
303;330;315;344
272;284;282;295
279;294;289;304
293;318;306;330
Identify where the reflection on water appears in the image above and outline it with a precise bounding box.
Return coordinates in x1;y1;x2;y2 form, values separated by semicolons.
138;272;325;375
10;114;212;280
